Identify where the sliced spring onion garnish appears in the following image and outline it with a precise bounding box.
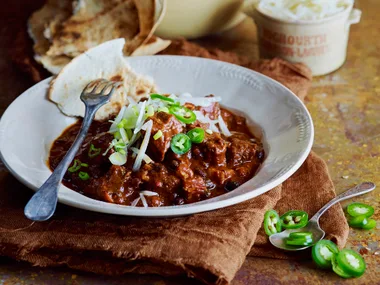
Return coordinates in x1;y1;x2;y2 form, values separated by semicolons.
109;106;126;133
109;151;127;166
140;190;159;196
218;115;232;137
78;171;90;180
153;130;163;140
134;101;147;134
81;163;89;167
139;193;148;208
130;147;153;164
119;127;129;143
145;105;155;118
68;159;82;173
132;120;153;171
88;144;101;158
131;197;140;207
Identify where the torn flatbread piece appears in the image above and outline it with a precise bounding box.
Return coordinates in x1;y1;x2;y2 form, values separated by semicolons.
49;38;158;121
28;0;170;74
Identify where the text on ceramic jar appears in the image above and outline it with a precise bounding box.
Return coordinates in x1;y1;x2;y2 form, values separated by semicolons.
260;28;329;58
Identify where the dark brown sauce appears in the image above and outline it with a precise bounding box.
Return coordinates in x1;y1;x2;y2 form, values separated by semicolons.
49;106;264;207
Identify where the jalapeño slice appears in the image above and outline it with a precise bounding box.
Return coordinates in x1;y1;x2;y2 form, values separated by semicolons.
362;219;377;230
170;134;192;155
169;105;197;124
285;238;313;246
347;202;374;218
150;94;175;104
280;210;308;229
187;128;205;143
336;249;366;277
348;215;368;228
312;240;339;269
263;209;282;236
288;232;313;240
332;254;353;278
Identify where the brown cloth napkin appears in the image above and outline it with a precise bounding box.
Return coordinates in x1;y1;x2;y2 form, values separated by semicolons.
2;38;349;285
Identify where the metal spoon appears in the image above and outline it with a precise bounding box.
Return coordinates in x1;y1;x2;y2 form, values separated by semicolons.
269;182;376;251
24;79;120;221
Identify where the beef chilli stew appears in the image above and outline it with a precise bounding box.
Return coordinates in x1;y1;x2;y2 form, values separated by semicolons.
49;94;265;207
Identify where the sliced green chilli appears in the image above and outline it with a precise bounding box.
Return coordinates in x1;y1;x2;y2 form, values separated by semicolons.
263;209;281;236
312;240;339;269
348;215;368;228
187;128;205;143
332;254;353;278
362;219;377;230
150;94;175;103
170;134;192;155
169;105;197;124
336;249;366;277
280;210;308;229
347;202;374;218
288;232;313;240
285;238;313;246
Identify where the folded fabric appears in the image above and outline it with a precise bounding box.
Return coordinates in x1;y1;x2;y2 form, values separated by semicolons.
2;38;348;285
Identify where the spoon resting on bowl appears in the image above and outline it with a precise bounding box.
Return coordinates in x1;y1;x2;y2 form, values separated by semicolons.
269;182;376;251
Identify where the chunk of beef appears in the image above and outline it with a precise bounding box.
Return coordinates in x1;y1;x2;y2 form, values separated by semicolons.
221;108;249;133
85;165;138;204
138;163;181;195
227;137;259;167
147;112;184;161
200;132;229;166
207;167;235;185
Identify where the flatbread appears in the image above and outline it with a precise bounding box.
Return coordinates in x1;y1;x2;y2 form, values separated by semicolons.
49;38;158;121
131;35;171;56
46;0;139;57
28;0;170;74
27;0;72;55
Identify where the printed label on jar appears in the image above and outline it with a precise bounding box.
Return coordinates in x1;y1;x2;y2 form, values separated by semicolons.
260;28;329;58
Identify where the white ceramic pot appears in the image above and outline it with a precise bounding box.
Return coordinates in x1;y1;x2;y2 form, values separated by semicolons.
245;3;361;76
155;0;246;39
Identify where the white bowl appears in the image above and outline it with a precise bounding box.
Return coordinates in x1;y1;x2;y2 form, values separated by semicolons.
0;56;313;217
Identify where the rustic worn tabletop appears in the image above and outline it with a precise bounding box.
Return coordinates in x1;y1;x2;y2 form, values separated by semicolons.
0;0;379;284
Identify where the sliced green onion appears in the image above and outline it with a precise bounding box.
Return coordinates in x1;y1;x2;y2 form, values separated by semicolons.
88;144;101;158
118;149;126;155
145;105;155;117
81;163;89;167
119;127;129;143
153;130;163;140
78;171;90;180
109;151;127;166
126;128;133;140
114;131;121;140
68;159;81;173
